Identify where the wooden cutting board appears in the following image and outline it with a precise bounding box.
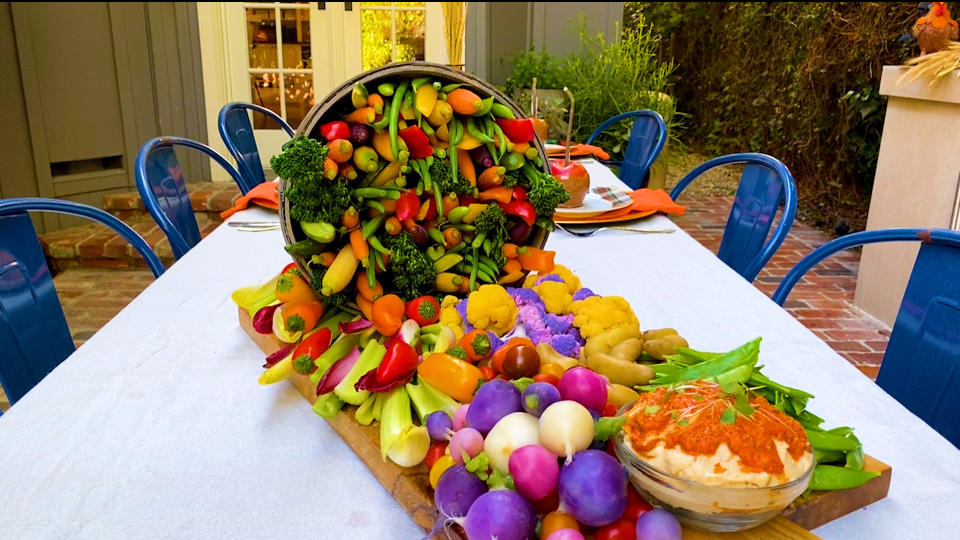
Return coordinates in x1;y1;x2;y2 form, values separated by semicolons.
240;308;891;538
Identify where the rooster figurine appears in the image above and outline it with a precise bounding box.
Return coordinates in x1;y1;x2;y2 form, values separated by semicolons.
913;2;959;54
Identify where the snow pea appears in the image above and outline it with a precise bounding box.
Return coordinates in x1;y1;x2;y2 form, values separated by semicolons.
808;465;879;491
652;337;761;385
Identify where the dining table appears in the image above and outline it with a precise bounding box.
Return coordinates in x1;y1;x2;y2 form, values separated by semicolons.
0;160;957;540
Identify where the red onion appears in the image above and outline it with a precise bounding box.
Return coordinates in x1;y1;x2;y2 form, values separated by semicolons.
263;344;293;368
339;318;374;334
252;304;280;334
315;347;360;395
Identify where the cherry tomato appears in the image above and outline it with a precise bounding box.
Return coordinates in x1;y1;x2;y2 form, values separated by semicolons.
594;518;636;540
538;362;565;380
623;486;653;521
479;366;497;382
602;401;618;417
425;441;448;470
532;489;559;515
532;373;560;387
540;511;579;539
502;345;540;379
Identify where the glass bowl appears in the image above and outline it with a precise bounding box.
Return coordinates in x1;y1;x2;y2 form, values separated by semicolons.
613;411;813;532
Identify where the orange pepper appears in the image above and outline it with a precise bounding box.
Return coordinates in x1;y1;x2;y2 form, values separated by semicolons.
372;294;405;336
458;148;476;186
384;216;402;236
442;227;462;249
502;259;521;275
503;243;527;259
281;301;325;333
315;252;336;267
275;272;320;304
478;166;505;190
517;247;556;273
342;206;359;228
442;193;459;215
513;141;530;155
349;228;369;261
417;353;484;403
491;337;535;373
356;293;374;321
477;186;513;205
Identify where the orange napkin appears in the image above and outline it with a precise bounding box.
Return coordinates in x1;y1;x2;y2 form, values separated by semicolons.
546;143;611;161
559;188;684;223
220;181;280;219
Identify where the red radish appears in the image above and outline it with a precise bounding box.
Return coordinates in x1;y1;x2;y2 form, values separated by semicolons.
509;444;559;501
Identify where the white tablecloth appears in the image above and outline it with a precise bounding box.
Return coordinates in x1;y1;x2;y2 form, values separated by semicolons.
0;162;957;539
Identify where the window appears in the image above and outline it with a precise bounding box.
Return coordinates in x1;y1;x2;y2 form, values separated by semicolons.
360;2;426;71
244;2;314;129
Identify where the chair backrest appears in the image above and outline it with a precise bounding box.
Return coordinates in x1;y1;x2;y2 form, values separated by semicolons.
135;136;245;259
218;102;294;193
671;153;797;281
772;228;960;447
585;110;667;189
0;198;164;405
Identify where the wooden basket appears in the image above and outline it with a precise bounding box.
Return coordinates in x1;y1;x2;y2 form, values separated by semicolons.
279;61;551;283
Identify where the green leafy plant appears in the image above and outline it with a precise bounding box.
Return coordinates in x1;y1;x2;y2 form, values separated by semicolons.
503;49;566;95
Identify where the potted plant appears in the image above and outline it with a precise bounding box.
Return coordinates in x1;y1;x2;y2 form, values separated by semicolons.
503;49;569;139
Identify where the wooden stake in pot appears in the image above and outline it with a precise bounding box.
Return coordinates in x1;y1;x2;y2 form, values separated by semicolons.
531;77;538;118
562;86;575;167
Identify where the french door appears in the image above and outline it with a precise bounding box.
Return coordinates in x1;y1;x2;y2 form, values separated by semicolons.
232;2;445;159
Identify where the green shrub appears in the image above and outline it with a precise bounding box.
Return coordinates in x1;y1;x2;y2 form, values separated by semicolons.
503;49;566;95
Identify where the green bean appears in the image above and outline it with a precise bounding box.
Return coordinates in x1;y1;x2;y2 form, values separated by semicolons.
353;188;401;200
466;117;493;143
469;247;479;291
485;142;499;165
421;159;433;193
367;236;391;255
471;231;487;250
367;252;376;289
389;81;408;160
364;199;386;214
373;249;386;271
361;215;385;238
808;465;879;491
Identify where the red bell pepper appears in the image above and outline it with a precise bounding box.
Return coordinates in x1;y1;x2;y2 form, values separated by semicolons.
291;327;332;374
495;118;535;143
460;194;477;206
319;120;351;141
499;200;536;226
354;339;420;392
398;126;434;159
512;185;528;201
458;329;492;363
406;296;440;326
396;191;421;221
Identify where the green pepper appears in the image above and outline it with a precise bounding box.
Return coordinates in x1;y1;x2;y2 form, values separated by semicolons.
808;465;879;491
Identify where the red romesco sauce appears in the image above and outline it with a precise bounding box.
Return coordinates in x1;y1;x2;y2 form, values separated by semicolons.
623;382;810;476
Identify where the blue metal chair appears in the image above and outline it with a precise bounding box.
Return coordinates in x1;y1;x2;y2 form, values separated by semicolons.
772;228;960;447
135;136;245;260
585;110;667;189
670;153;798;282
0;198;164;406
218;102;294;193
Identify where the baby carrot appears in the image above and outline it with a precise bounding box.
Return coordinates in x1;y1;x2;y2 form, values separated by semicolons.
344;106;376;125
350;228;370;261
342;206;359;229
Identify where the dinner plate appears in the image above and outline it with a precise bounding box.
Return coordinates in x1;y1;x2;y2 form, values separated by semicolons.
553;209;657;225
553;187;633;218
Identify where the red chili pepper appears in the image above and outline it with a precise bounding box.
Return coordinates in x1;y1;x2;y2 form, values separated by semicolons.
398;126;434;159
375;339;420;385
495;118;535;143
458;329;492;363
319;120;351;141
290;327;332;374
396;191;421;221
499;200;536;226
405;296;441;326
479;366;497;381
512;185;528;201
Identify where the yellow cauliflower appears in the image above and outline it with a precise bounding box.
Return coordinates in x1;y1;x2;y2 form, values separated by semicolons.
522;264;581;295
439;295;465;339
570;295;640;339
534;281;574;314
466;284;518;336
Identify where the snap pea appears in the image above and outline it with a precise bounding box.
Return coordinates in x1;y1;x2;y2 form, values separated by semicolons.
373;249;385;271
712;363;755;387
364;199;386;214
353;187;401;200
448;243;467;254
482;238;492;255
361;214;385;238
651;337;761;385
452;223;476;232
428;228;445;244
808;465;879;491
490;120;508;161
814;448;845;464
420;158;434;193
490;103;515;119
367;235;391;255
469;247;479;291
372;114;390;130
389;81;408;160
440;82;462;93
471;231;487;250
449;140;460;192
411;76;431;92
485;141;499;165
804;429;860;452
377;81;396;96
285;238;326;257
466;117;494;143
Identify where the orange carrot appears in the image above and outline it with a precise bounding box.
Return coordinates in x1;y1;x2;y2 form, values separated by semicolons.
344;107;376;125
478;186;513;204
457;148;476;186
446;89;483;115
281;301;325;333
478;166;505;190
327;139;354;163
356;273;384;302
275;272;319;304
323;157;339;180
339;163;358;181
502;259;522;275
342;206;359;228
366;93;384;114
442;193;459;215
517;247;556;273
384;216;402;236
442;227;462;249
349;228;369;261
356;293;375;321
315;252;336;267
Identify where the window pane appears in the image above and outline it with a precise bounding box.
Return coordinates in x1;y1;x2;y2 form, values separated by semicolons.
247;8;278;69
284;74;315;129
280;8;311;69
395;8;425;63
250;73;282;129
361;8;393;70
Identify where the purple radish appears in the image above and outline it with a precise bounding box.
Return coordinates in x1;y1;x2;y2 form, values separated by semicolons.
510;221;532;244
453;404;470;430
434;465;487;519
558;450;627;527
426;410;454;442
462;490;536;540
635;509;682;540
466;379;522;435
449;428;484;465
349;123;372;145
522;382;561;417
469;145;495;169
546;530;586;540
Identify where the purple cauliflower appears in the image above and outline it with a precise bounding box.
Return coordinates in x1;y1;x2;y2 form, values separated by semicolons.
510;287;544;309
543;313;573;334
573;287;598;301
535;274;564;286
456;298;474;333
550;334;581;358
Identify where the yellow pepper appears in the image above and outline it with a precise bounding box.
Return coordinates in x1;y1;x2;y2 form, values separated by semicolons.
533;281;574;315
429;455;456;489
417;353;484;403
439;295;465;339
570;295;640;340
466;284;518;336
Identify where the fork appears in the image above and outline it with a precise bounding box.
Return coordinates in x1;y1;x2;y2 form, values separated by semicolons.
228;221;280;228
555;223;675;237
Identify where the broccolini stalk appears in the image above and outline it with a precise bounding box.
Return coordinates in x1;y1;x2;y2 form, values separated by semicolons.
472;204;510;270
520;162;569;218
429;159;475;196
380;232;438;299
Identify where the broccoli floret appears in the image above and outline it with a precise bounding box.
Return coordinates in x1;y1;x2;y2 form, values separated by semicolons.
503;169;521;188
272;137;352;224
473;204;509;270
520;163;569;218
308;266;354;308
380;232;437;300
429;159;474;196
